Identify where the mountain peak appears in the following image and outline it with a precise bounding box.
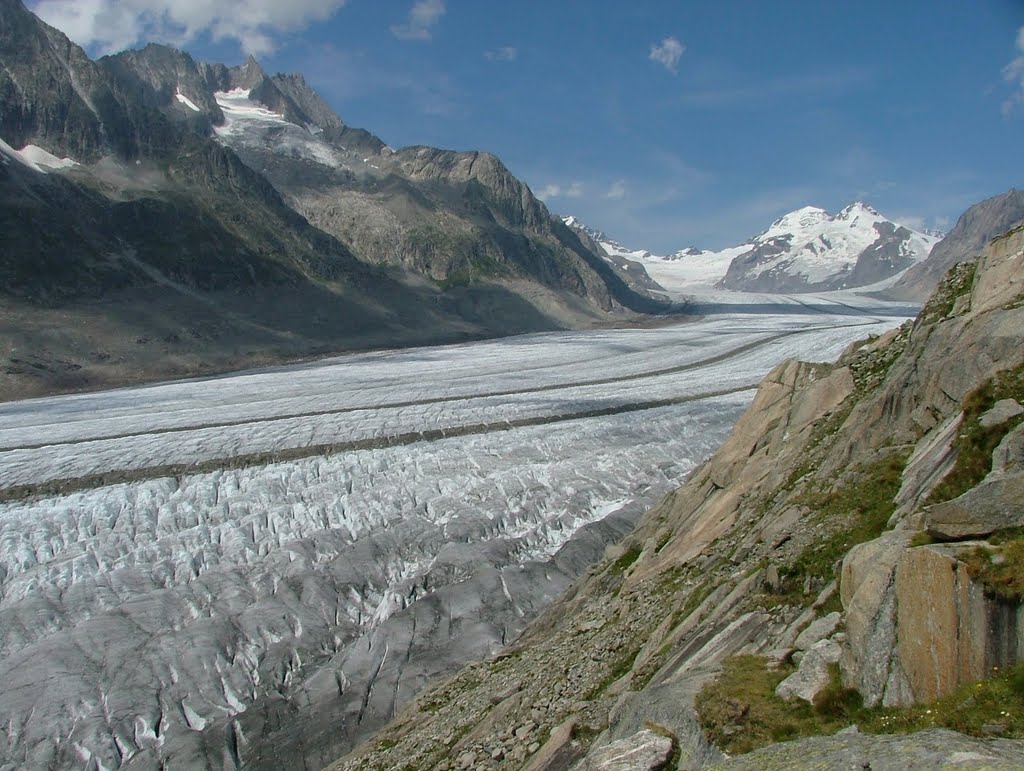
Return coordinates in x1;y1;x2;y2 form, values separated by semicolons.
768;205;830;234
837;201;881;221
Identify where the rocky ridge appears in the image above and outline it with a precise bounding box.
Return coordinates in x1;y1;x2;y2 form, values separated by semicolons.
330;226;1024;768
885;189;1024;302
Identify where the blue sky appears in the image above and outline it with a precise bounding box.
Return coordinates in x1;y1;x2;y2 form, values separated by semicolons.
31;0;1024;252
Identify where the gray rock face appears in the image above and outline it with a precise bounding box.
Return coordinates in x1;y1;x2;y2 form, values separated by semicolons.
840;531;915;707
711;728;1024;770
572;729;674;771
925;420;1024;540
924;472;1024;540
793;611;842;651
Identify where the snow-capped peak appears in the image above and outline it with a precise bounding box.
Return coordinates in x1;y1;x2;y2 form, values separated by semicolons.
560;202;942;295
761;206;830;240
721;202;941;291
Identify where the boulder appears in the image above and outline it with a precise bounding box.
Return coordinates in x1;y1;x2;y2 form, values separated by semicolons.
775;638;841;703
895;543;1024;703
979;399;1024;428
993;421;1024;473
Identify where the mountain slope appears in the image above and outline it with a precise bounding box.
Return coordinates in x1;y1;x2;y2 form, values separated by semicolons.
884;189;1024;301
0;1;662;399
332;216;1024;768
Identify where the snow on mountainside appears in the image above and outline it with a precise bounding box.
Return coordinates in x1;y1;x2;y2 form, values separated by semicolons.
719;202;940;292
562;203;941;295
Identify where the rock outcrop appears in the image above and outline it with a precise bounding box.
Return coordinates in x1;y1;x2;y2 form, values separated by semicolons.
328;224;1024;768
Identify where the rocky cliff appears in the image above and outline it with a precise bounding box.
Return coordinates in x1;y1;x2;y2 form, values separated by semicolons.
330;226;1024;768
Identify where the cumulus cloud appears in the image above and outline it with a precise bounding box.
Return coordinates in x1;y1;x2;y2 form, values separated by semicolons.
31;0;348;55
605;180;627;200
484;46;517;62
391;0;445;41
1002;26;1024;114
537;181;584;200
649;35;684;74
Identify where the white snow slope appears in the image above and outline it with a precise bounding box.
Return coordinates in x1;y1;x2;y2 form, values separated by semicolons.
563;203;940;292
0;301;914;769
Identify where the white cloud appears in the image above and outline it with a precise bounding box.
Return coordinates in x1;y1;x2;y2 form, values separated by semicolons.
31;0;348;55
1002;26;1024;114
391;0;445;41
536;181;584;200
484;46;517;62
605;180;627;200
649;36;684;74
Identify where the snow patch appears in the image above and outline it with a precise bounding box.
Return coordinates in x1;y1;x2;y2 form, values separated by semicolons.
0;137;78;173
174;89;201;112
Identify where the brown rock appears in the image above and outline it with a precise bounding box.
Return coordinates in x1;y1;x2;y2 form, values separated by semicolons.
895;543;1023;703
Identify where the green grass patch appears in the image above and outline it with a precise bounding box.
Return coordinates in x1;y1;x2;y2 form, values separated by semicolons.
697;655;1024;756
927;365;1024;505
910;531;935;547
585;646;642;700
860;663;1024;738
610;545;642;575
695;656;861;754
779;451;907;604
671;576;719;627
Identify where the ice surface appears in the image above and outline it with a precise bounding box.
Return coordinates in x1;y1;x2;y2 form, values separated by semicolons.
212;89;344;169
0;306;912;768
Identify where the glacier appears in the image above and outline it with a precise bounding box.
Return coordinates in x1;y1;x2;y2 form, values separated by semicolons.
0;301;914;769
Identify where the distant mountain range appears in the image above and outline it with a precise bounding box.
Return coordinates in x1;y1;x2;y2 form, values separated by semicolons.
0;0;662;399
564;202;941;293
